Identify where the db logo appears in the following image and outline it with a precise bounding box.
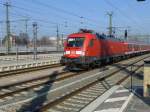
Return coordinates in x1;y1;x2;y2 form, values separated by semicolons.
71;51;75;54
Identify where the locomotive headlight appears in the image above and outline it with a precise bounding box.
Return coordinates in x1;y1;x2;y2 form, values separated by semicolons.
65;51;70;54
76;51;82;54
76;51;85;56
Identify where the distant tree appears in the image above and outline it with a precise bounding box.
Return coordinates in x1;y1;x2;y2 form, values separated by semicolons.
39;36;53;46
19;33;30;47
36;39;41;46
2;36;6;45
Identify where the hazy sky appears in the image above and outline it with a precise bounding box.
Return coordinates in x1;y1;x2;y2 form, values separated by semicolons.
0;0;149;38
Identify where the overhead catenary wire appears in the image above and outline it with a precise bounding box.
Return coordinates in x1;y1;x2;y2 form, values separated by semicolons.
1;1;100;28
104;0;144;33
0;2;81;28
13;14;83;29
1;0;147;38
0;0;106;40
29;0;101;26
0;3;81;36
0;0;105;37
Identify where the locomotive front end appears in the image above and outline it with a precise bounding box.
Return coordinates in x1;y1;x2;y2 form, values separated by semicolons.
60;34;87;68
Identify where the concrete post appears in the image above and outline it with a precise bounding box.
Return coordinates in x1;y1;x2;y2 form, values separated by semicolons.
144;59;150;97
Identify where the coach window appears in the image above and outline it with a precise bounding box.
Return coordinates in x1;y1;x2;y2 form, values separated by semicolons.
89;39;94;47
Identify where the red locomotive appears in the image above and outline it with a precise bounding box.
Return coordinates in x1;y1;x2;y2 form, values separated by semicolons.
60;29;150;68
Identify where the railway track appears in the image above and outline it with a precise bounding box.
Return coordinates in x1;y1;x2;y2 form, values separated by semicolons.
0;54;149;112
0;70;87;99
40;60;144;112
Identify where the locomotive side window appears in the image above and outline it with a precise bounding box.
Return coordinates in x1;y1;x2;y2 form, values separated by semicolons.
89;39;94;47
67;37;85;47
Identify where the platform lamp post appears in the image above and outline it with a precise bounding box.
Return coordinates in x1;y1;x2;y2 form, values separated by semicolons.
130;64;135;92
14;36;18;62
61;34;64;48
130;65;133;92
56;24;60;51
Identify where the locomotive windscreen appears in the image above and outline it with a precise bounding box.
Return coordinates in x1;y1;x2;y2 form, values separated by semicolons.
67;37;85;47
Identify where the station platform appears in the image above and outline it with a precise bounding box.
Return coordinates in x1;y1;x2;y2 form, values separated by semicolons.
125;87;150;112
81;85;150;112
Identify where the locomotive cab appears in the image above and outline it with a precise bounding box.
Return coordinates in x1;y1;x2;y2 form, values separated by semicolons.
65;37;85;58
60;29;100;69
61;34;87;67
